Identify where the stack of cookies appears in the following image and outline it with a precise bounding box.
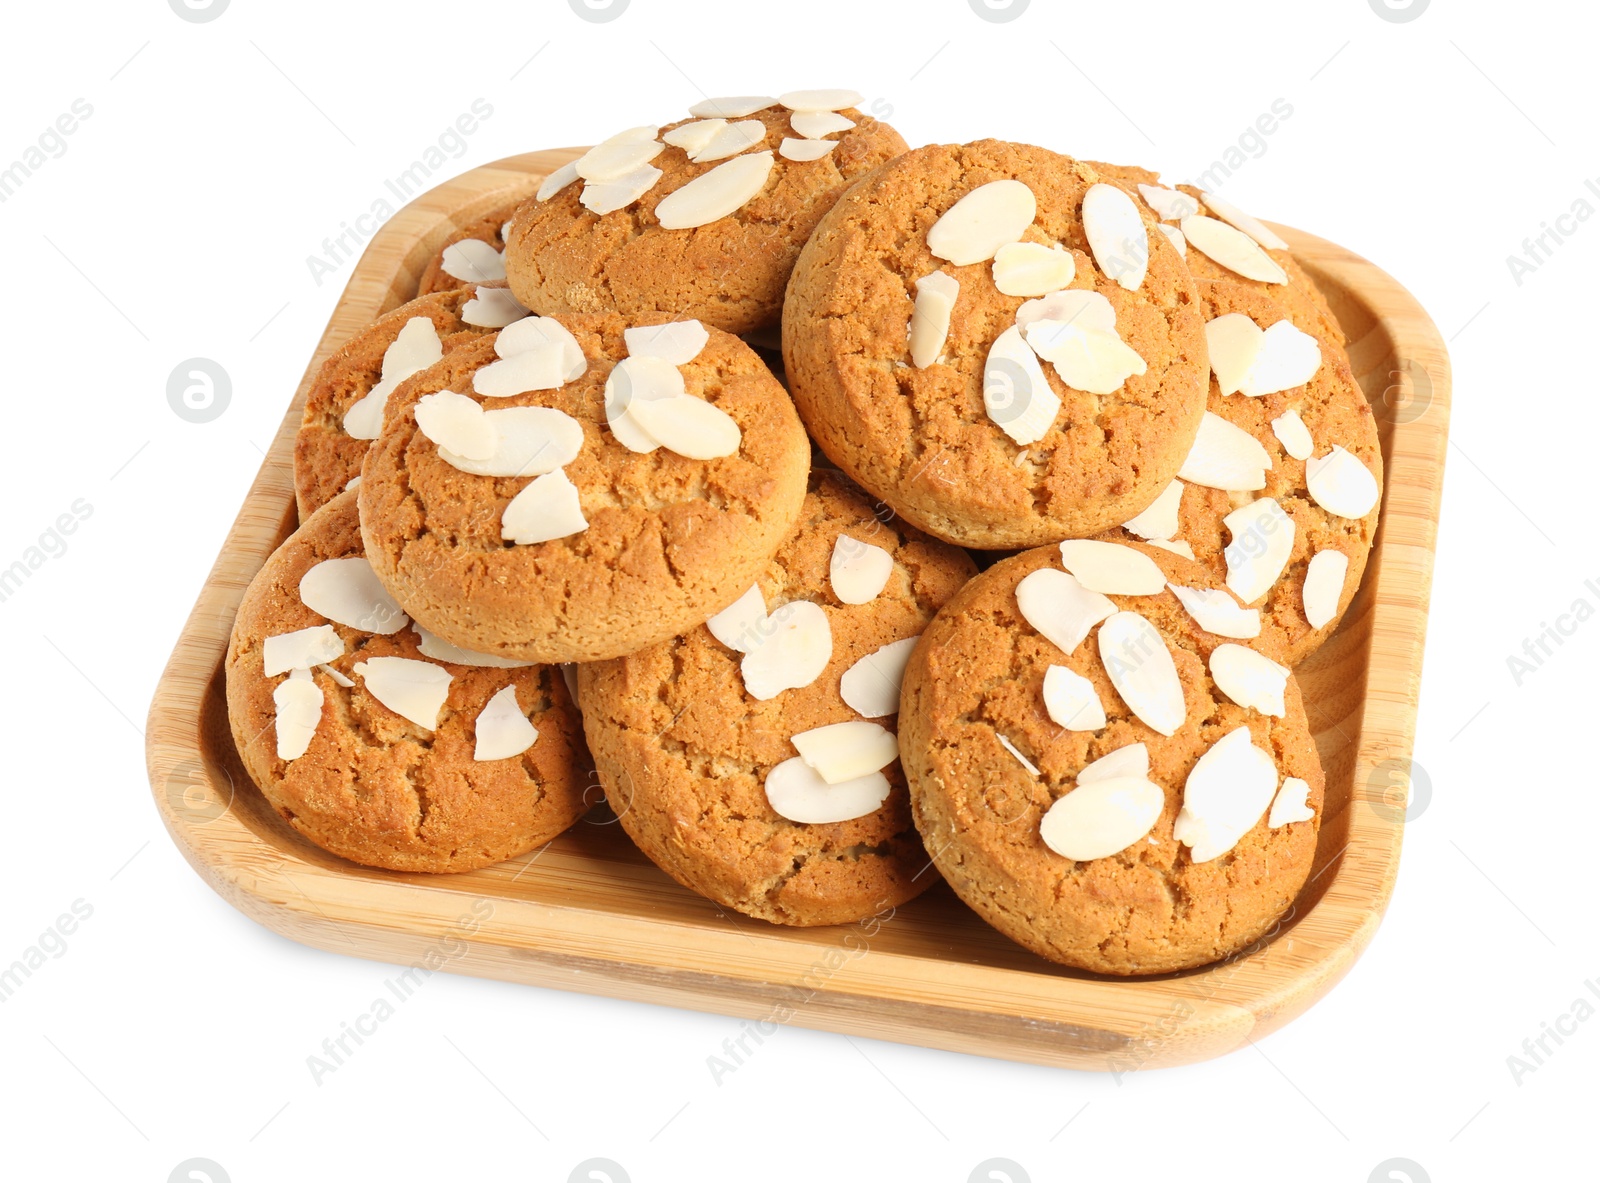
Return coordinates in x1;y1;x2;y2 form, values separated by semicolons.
228;91;1382;976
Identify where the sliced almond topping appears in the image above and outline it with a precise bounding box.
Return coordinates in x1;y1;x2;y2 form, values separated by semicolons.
1025;318;1146;395
1271;409;1315;460
1042;665;1106;731
983;324;1060;445
300;557;409;634
414;623;532;668
624;319;709;365
1302;549;1349;629
1268;776;1315;827
415;391;496;461
496;316;586;379
1016;568;1116;655
706;585;768;653
1306;446;1380;519
654;150;775;230
1180;215;1288;284
1123;479;1183;541
1174;725;1278;862
352;656;452;731
344;317;444;439
908;270;959;369
839;636;919;718
604;354;684;453
461;286;530;329
1209;643;1290;717
927;180;1037;267
628;395;741;459
1204;313;1264;397
778;88;862;111
473;343;569;397
440;239;506;284
344;475;362;491
764;757;890;825
997;733;1040;777
1157;222;1186;257
1201;191;1289;251
574;130;664;182
581;165;663;216
1240;321;1321;397
689;96;777;119
560;663;580;704
991;241;1076;298
263;625;344;677
1223;497;1295;605
536;160;580;202
439;405;586;478
1167;583;1261;639
473;684;539;761
1136;183;1199;221
1040;776;1164;861
791;720;898;785
274;668;323;760
831;535;894;605
740;600;832;701
662;118;725;155
1058;539;1166;595
790;110;854;138
1079;742;1149;784
779;137;836;162
690;119;767;163
1082;183;1148;290
318;663;354;688
1097;611;1186;737
1147;538;1195;559
1015;288;1117;334
1178;411;1271;491
501;468;588;545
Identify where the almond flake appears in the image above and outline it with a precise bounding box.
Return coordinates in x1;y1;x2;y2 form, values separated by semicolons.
575;130;664;182
831;535;894;605
440;239;506;284
997;733;1040;777
1174;725;1278;862
1178;411;1271;491
1040;775;1164;862
662;119;725;155
1042;665;1106;731
624;320;709;365
415;391;496;461
1223;497;1295;605
1026;318;1147;395
706;585;768;653
352;656;452;731
778;89;862;111
1123;479;1183;541
1082;183;1148;290
318;663;355;688
461;286;530;329
1240;321;1321;397
1167;583;1261;639
908;270;959;368
496;316;586;379
991;241;1076;298
264;625;344;677
1157;222;1187;257
344;475;362;491
473;684;538;761
440;406;586;478
1016;568;1116;656
1268;776;1315;827
604;354;684;452
473;344;569;397
839;636;919;718
654;151;775;229
1058;539;1166;595
1306;446;1379;519
1137;184;1199;221
274;668;323;761
790;110;854;138
1147;538;1195;559
537;160;580;202
983;324;1060;445
791;720;898;784
689;96;778;118
1079;742;1149;784
1302;549;1349;629
501;468;588;544
690;119;767;163
1209;643;1289;717
1097;611;1186;737
299;557;409;634
1180;215;1288;284
414;623;532;668
1201;191;1289;251
1015;288;1117;334
927;180;1037;267
344;317;444;439
1271;409;1314;460
501;219;514;243
581;165;663;215
560;663;580;703
1204;313;1264;397
765;757;890;824
779;138;836;162
740;600;832;701
628;395;741;459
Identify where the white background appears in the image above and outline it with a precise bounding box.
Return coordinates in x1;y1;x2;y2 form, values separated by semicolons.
1;0;1591;1179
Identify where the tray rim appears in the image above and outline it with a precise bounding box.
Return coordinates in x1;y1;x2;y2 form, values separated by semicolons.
144;148;1451;1072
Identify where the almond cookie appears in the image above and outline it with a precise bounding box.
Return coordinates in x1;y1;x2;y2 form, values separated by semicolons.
577;471;977;926
358;312;811;664
293;285;533;519
1111;278;1382;664
900;541;1325;975
225;491;589;874
416;200;523;296
783;140;1208;550
504;92;907;336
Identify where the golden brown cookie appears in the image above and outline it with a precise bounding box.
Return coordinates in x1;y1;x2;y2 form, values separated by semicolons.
505;98;907;336
783;140;1208;550
900;543;1324;974
416;200;523;296
225;491;589;874
358;312;811;664
578;471;977;925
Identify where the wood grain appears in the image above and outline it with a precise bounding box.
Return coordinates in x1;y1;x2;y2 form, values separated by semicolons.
144;150;1450;1072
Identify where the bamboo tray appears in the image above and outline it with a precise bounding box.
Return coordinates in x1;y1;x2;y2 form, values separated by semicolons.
145;149;1450;1072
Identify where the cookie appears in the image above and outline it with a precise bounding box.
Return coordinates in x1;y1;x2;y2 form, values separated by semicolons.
577;471;977;925
783;140;1209;550
899;542;1324;975
504;92;907;336
416;200;523;296
225;490;589;874
293;285;532;519
358;312;811;664
1113;278;1382;664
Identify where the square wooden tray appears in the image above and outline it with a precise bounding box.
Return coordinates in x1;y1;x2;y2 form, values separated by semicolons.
145;149;1450;1072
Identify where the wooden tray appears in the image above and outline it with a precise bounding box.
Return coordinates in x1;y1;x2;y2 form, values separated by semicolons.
145;149;1450;1072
